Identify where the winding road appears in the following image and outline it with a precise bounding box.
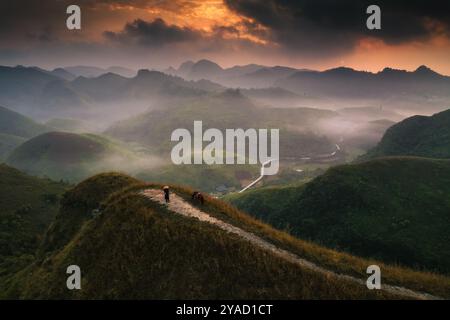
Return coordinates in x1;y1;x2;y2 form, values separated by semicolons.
240;143;342;193
239;159;275;193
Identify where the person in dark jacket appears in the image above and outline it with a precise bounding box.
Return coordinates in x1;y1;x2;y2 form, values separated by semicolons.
163;186;170;203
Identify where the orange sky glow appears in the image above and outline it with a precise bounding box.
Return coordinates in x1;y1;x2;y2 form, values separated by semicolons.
4;0;449;74
77;1;450;74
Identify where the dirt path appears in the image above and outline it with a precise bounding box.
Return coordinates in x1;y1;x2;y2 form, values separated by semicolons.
141;189;441;300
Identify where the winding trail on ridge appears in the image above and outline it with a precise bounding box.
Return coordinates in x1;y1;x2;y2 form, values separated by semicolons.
141;189;441;300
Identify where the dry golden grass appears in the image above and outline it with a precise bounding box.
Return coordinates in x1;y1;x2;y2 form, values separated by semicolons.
106;182;450;298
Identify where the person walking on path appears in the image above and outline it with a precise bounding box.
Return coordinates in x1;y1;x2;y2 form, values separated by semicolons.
163;186;170;203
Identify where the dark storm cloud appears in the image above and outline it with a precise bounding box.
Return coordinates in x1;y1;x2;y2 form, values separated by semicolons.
1;0;449;70
225;0;450;52
0;0;197;45
104;18;202;47
0;1;65;43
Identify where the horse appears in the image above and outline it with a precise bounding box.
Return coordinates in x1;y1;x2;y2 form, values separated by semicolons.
191;191;205;205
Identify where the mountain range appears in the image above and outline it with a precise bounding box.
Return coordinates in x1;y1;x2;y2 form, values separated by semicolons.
0;65;250;122
167;59;302;88
0;106;50;160
1;61;449;125
53;66;136;79
276;66;450;102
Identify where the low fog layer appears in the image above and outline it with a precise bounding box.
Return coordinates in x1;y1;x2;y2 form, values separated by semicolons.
1;61;449;190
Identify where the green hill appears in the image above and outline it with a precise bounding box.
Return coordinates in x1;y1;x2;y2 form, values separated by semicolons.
226;157;450;274
3;172;450;299
0;106;51;160
0;106;49;138
39;172;140;255
6;132;135;182
0;164;67;277
364;109;450;159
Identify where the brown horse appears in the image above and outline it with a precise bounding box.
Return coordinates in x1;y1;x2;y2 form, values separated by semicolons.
191;191;205;205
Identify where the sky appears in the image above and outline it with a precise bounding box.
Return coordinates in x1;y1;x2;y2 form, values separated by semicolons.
1;0;450;74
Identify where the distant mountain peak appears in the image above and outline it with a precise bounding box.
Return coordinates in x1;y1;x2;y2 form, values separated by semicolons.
178;60;194;69
415;65;432;72
105;66;136;77
194;59;223;69
97;72;125;80
414;65;441;77
176;60;195;75
136;69;163;77
136;68;150;76
165;66;177;74
191;59;223;74
182;59;224;80
324;66;358;74
380;67;403;72
378;67;408;76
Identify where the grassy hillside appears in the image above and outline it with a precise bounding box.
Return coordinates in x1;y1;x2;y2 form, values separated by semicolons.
0;164;67;277
0;106;51;160
364;109;450;159
226;157;450;274
39;173;140;255
6;132;136;182
0;106;49;138
3;172;450;299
